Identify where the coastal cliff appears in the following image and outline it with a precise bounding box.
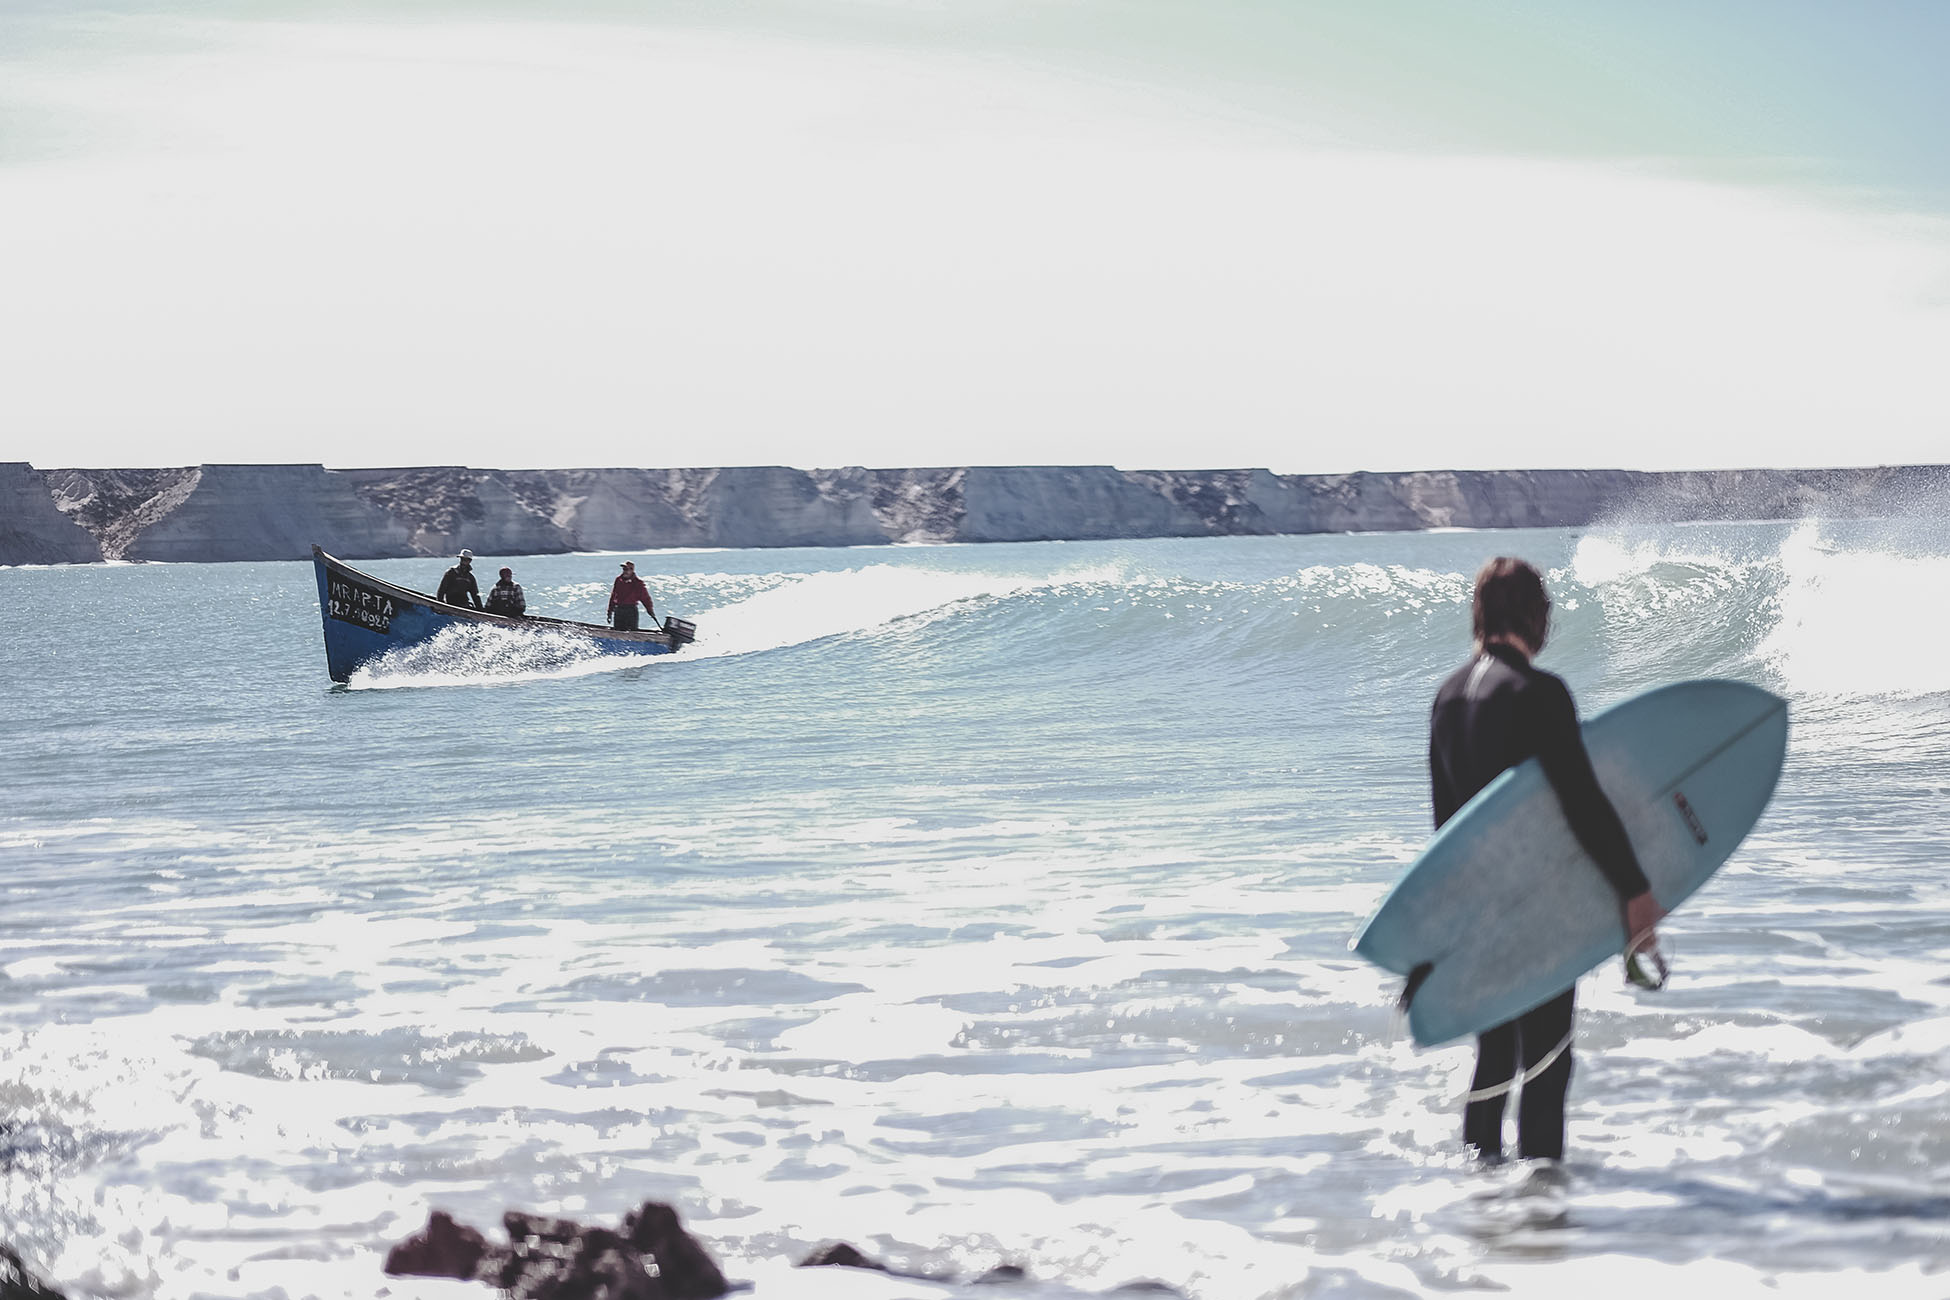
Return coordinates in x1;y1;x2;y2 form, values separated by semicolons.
5;462;1942;566
1;463;101;564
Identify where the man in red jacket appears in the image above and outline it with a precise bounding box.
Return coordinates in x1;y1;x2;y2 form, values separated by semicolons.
608;561;656;631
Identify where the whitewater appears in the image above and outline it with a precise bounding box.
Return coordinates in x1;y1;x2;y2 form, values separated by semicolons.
2;519;1947;1299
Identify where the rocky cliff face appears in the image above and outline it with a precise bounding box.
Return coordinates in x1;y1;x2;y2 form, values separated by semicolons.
9;462;1944;566
44;465;418;563
958;466;1207;542
695;467;888;549
46;467;201;558
339;467;571;556
532;469;709;551
139;465;420;563
857;467;966;543
1;463;102;564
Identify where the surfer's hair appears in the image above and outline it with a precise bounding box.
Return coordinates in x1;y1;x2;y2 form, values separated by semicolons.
1472;557;1551;652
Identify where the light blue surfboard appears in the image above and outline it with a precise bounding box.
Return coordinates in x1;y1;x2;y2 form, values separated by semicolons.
1353;678;1788;1047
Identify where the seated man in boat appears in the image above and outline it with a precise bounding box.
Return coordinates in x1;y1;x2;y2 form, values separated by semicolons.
484;566;526;617
436;550;482;610
608;560;656;631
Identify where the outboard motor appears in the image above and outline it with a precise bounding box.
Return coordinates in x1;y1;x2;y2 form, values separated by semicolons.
662;615;697;647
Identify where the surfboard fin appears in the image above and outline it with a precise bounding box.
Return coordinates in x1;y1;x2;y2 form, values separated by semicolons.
1397;961;1435;1013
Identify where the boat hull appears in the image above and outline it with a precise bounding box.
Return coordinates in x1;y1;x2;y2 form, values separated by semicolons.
312;546;682;683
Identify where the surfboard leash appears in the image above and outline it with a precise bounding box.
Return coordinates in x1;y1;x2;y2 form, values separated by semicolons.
1461;1028;1575;1104
1459;930;1669;1102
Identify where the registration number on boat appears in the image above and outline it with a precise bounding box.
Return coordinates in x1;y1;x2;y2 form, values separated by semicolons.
328;576;397;633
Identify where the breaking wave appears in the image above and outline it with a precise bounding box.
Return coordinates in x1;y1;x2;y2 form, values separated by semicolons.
344;564;1078;687
1758;523;1950;700
341;523;1950;707
1569;520;1950;701
680;563;1047;660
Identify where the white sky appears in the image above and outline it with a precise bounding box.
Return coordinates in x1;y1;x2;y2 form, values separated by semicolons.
3;16;1948;472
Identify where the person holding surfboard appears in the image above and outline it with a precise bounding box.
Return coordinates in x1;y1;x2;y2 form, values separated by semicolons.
1429;557;1666;1162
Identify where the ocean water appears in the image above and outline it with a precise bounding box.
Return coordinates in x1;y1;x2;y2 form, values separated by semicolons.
3;520;1948;1299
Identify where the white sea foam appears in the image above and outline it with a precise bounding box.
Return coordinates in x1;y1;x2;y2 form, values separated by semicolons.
1760;522;1950;699
682;563;1040;660
1566;532;1755;587
347;622;643;688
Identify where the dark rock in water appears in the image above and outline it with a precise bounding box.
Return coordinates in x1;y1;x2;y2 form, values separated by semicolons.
795;1242;888;1272
792;1241;956;1284
507;1211;588;1245
379;1202;1186;1298
972;1263;1029;1284
498;1226;655;1300
384;1203;730;1300
623;1202;731;1299
569;1231;660;1300
383;1210;492;1279
2;1245;67;1300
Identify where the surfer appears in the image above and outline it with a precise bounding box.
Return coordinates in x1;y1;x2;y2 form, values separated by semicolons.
1429;557;1665;1162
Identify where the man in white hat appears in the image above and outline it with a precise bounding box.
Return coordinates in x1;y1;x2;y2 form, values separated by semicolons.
436;549;482;609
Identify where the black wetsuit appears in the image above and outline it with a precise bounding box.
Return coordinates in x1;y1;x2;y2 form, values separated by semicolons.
436;564;481;610
1429;642;1647;1160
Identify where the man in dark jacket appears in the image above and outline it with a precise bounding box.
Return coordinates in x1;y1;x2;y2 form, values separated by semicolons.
1430;557;1664;1162
608;561;655;631
484;567;526;617
436;550;482;609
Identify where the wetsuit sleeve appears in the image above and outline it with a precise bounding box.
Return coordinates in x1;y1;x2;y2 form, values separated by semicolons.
1429;701;1460;829
1527;676;1651;900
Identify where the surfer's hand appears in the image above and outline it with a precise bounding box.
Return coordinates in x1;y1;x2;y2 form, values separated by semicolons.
1622;892;1669;989
1622;891;1665;957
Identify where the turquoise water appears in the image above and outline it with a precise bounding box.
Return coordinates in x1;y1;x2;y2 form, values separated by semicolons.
4;520;1949;1298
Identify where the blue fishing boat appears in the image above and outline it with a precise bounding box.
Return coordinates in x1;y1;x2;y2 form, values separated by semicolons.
312;545;695;684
